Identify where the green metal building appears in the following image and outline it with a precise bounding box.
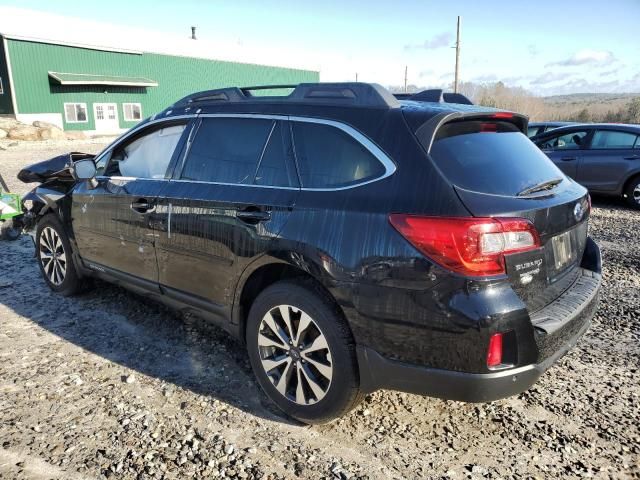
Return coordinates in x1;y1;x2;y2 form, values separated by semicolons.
0;35;319;133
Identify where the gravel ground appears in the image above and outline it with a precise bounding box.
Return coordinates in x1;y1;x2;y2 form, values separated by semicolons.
1;141;639;479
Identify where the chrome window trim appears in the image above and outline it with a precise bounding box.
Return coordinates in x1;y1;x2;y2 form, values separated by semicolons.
167;178;299;191
95;175;162;182
193;113;397;191
95;112;397;191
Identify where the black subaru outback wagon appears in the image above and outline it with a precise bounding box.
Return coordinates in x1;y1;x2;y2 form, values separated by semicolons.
18;83;601;424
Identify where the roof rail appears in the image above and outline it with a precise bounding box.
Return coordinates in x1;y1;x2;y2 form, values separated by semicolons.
171;82;401;109
393;89;473;105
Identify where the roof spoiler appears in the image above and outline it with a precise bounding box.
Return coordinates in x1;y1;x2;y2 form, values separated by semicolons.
414;110;528;152
171;82;401;109
394;89;473;105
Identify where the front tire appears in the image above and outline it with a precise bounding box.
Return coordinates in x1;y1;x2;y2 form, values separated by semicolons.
246;280;363;424
35;214;82;296
624;175;640;209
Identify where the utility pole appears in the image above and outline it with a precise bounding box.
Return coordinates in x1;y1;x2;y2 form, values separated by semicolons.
404;65;408;93
454;16;461;93
355;72;358;82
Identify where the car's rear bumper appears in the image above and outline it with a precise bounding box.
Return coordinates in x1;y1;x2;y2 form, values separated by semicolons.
357;316;591;402
357;253;602;402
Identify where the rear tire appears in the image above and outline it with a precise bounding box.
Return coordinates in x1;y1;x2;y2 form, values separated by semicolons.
35;214;82;296
624;175;640;209
246;280;363;424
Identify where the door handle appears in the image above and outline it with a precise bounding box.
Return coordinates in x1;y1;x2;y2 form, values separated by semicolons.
623;155;640;160
236;209;271;222
130;198;155;214
561;156;577;161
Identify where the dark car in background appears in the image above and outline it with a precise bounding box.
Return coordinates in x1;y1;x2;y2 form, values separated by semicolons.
18;83;601;423
532;123;640;208
527;121;578;138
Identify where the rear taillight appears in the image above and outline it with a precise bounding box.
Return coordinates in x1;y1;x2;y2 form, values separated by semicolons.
486;333;504;368
389;215;540;276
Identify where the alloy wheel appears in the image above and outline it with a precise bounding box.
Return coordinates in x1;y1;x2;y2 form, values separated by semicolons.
634;183;640;205
257;305;333;405
39;226;67;286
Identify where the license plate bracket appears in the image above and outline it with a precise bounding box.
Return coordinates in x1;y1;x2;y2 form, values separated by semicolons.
552;230;575;270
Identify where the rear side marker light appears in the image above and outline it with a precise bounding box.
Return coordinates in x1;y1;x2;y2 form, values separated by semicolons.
389;215;540;277
487;332;504;368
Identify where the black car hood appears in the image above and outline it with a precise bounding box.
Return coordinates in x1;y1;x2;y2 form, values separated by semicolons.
17;152;95;183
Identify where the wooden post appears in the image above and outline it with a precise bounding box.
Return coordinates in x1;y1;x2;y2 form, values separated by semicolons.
404;66;408;93
454;16;461;93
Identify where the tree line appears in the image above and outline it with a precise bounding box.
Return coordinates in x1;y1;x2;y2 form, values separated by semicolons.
392;82;640;124
460;82;640;124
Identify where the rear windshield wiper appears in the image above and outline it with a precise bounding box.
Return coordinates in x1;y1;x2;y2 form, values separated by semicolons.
517;177;563;197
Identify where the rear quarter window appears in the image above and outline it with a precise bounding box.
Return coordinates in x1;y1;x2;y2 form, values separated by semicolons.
291;121;386;189
430;120;565;197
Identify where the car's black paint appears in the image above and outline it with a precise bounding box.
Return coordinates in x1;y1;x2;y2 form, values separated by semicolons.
18;83;602;403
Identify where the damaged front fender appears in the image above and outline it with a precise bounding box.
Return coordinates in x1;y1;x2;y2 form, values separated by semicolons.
18;152;92;233
17;152;95;184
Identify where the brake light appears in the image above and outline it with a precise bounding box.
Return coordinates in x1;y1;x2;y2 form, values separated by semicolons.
487;333;503;367
388;215;540;276
491;112;514;119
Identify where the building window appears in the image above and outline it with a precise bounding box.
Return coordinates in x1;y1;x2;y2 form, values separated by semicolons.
64;103;88;123
123;103;142;121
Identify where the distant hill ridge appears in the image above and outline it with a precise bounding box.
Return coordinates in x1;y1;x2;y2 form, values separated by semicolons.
543;93;640;105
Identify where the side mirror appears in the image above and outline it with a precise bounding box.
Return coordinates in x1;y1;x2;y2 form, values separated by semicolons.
72;159;98;188
73;159;97;180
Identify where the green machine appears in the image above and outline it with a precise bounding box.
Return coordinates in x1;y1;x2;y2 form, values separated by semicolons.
0;173;22;240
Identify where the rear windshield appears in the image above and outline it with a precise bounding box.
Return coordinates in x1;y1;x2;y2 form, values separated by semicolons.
430;121;565;197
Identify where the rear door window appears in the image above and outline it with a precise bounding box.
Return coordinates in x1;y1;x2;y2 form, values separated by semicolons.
254;121;299;188
590;130;638;149
538;130;589;150
429;120;565;197
181;118;273;184
291;121;386;188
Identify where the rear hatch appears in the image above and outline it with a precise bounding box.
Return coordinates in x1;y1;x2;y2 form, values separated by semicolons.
426;116;590;312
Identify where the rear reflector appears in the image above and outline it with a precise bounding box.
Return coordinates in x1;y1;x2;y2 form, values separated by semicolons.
388;215;540;276
487;333;504;367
